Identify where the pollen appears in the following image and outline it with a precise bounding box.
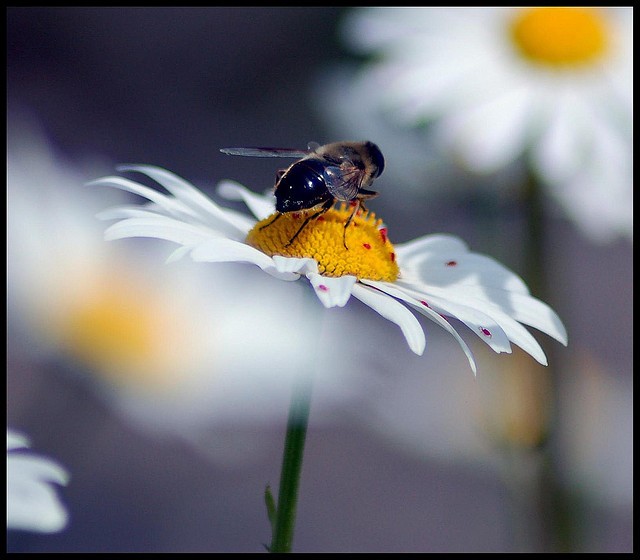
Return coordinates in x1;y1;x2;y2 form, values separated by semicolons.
246;205;400;282
510;7;608;68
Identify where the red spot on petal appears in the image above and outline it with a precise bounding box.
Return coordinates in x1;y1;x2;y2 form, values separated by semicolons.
390;252;396;262
479;327;492;338
292;212;301;219
363;243;371;250
316;216;325;221
420;300;430;307
318;284;329;292
446;260;457;267
349;200;358;207
379;228;388;243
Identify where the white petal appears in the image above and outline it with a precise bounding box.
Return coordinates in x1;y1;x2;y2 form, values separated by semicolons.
531;91;588;184
96;204;160;221
7;478;69;533
548;102;633;243
400;250;530;295
420;285;549;365
307;273;356;308
362;280;477;374
9;455;70;486
106;199;254;235
342;7;429;51
351;283;426;355
437;85;535;172
7;452;70;534
212;206;257;234
394;233;469;263
217;180;276;221
117;165;252;235
87;175;198;222
7;488;68;533
7;430;29;451
165;245;194;263
189;238;299;281
374;42;490;124
480;309;549;366
104;215;220;246
445;285;568;346
272;255;318;275
100;201;228;227
420;292;513;356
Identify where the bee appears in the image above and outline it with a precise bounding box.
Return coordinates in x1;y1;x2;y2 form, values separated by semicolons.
220;140;385;248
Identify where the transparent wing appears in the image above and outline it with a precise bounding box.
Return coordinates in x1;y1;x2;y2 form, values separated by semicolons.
220;147;311;158
323;165;363;201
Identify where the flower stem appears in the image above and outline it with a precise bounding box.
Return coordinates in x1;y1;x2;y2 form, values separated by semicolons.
522;165;545;298
521;166;577;551
269;372;314;553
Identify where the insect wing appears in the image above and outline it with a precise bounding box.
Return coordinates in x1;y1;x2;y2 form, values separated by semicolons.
322;165;362;201
220;147;310;158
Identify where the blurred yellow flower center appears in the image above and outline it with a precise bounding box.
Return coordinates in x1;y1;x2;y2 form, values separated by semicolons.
510;7;608;67
59;274;186;391
246;205;400;282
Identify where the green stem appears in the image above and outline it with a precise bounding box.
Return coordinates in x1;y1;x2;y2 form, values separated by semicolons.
521;166;577;552
522;165;545;298
269;372;314;553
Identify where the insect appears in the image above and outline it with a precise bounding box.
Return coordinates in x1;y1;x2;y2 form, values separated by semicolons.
220;140;385;248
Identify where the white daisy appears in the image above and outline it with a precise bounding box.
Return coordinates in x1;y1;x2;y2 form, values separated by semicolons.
333;7;633;242
89;164;567;374
7;430;70;533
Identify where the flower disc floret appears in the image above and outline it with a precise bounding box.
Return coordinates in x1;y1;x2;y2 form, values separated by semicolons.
510;7;608;67
246;205;400;282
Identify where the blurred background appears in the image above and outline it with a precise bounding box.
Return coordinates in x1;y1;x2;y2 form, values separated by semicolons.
7;7;632;552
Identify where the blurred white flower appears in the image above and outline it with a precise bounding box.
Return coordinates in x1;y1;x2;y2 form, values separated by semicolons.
90;164;567;374
351;342;632;509
7;126;357;452
325;7;632;243
7;430;70;533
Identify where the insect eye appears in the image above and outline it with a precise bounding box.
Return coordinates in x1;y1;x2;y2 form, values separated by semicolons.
366;142;385;177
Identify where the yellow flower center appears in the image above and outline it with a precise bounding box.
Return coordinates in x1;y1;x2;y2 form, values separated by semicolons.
510;7;608;68
57;271;192;391
246;205;400;282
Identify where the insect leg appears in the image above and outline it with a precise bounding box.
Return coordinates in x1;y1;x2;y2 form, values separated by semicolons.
285;199;333;247
342;201;362;250
358;188;378;200
259;212;283;231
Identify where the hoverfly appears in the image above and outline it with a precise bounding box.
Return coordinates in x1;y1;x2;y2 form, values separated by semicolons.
220;141;385;248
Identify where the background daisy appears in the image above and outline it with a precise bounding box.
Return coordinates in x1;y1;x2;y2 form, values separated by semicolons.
319;7;632;244
7;430;70;534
